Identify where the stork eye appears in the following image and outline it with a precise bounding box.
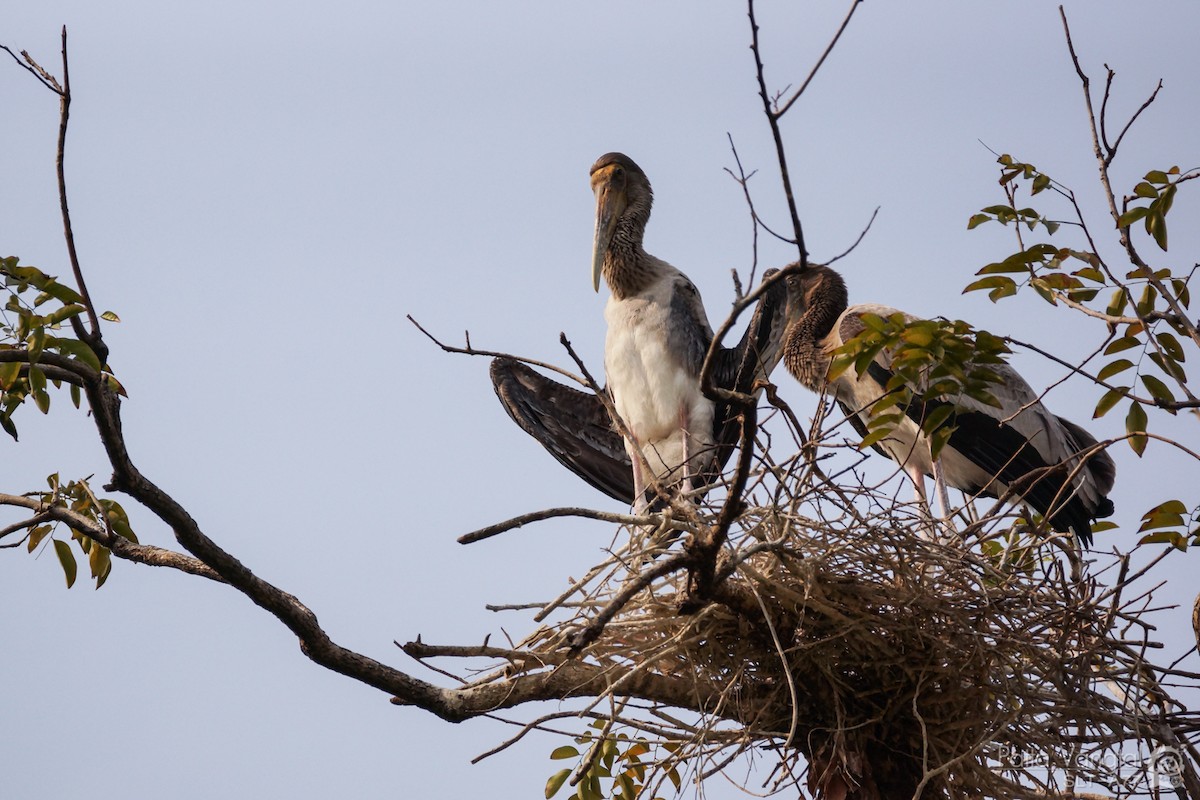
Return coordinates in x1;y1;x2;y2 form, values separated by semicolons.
613;167;624;178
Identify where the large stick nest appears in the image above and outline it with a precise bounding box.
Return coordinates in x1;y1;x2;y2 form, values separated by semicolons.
424;440;1200;800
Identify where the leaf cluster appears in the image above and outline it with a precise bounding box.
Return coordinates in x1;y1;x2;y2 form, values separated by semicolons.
966;152;1200;550
1;256;122;440
1118;166;1184;251
27;473;139;589
828;313;1011;460
545;722;682;800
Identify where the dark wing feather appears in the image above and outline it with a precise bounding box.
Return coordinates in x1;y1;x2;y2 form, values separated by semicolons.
865;362;1102;545
1055;415;1116;512
489;272;790;504
489;358;634;504
704;269;790;483
667;276;713;379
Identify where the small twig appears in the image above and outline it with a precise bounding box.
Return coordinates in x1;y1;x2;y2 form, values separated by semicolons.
747;0;806;260
774;0;864;119
458;506;687;545
0;44;63;93
568;552;691;651
406;314;588;387
825;206;880;265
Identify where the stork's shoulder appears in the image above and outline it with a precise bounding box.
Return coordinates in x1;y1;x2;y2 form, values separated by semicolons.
833;303;911;346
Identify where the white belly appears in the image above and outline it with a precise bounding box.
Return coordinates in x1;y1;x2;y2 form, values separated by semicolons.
604;295;714;480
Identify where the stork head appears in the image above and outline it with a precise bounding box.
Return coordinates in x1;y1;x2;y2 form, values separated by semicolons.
788;264;847;317
590;152;652;292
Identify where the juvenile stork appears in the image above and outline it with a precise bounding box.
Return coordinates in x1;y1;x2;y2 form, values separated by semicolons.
491;153;790;508
592;152;720;509
783;264;1115;546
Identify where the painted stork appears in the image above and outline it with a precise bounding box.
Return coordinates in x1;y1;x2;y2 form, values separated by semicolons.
783;264;1115;546
490;153;791;508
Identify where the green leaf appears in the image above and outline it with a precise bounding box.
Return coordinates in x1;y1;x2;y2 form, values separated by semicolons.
1093;387;1127;419
28;364;46;394
1;412;19;442
920;404;955;434
1138;531;1186;548
967;213;991;230
853;341;887;377
1072;266;1105;283
1148;351;1187;383
551;746;580;760
928;423;955;461
963;276;1018;297
53;539;78;588
1133;181;1158;199
1140;374;1176;406
89;543;111;582
1156;331;1185;362
1104;337;1140;355
104;373;128;397
1096;359;1134;382
27;524;52;553
578;775;601;800
1171;278;1191;309
1146;209;1168;251
0;360;20;390
1145;169;1169;184
1159;183;1177;216
48;337;102;372
28;326;46;363
1029;277;1057;305
545;769;571;799
100;310;121;322
1126;401;1148;456
988;280;1019;302
1148;499;1188;515
43;304;87;327
94;550;112;589
1106;287;1129;317
1118;206;1148;227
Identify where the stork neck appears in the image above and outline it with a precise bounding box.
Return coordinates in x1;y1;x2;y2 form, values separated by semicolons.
785;270;848;391
602;219;658;299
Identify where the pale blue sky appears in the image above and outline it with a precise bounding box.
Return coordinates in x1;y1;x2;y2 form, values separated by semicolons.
3;3;1199;798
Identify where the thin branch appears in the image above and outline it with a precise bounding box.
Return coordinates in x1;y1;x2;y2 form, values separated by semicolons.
1105;70;1164;168
0;492;224;581
0;44;63;93
49;29;106;363
775;0;863;118
407;314;588;387
568;552;691;651
825;205;880;265
458;507;688;545
747;0;806;260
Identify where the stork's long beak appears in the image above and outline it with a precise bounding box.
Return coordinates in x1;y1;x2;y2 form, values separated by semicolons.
591;178;623;293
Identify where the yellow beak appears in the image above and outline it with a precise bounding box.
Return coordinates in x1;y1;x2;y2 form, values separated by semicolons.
590;174;624;293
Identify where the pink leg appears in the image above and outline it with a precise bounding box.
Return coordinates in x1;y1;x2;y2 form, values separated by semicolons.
906;463;928;507
905;463;939;541
931;460;952;520
630;446;647;512
679;408;694;498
